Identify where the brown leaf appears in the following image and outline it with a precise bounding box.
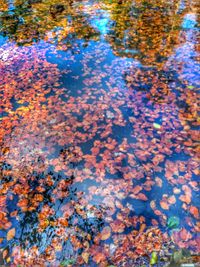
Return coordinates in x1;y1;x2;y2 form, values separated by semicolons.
139;223;146;232
3;249;8;259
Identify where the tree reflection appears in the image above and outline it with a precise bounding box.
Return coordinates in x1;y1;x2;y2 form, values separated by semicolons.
0;160;107;265
0;0;99;46
103;0;190;66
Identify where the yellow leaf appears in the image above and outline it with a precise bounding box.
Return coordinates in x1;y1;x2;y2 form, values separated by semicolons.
100;226;111;240
82;252;89;263
153;123;161;129
7;228;15;241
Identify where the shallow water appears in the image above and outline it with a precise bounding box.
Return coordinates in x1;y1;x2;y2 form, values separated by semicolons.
0;0;199;266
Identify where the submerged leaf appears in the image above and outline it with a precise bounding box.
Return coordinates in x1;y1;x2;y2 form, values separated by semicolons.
172;250;183;263
60;259;76;266
167;216;180;229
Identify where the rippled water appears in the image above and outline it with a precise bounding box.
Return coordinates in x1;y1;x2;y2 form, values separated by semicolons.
0;0;199;266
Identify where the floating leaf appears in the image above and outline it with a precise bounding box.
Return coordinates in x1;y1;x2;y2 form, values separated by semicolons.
153;123;161;129
189;206;199;219
82;252;89;264
150;251;158;265
160;200;169;210
168;195;176;205
93;252;105;264
100;226;111;240
7;228;15;241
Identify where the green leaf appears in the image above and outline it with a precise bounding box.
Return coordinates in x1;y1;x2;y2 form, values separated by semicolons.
150;251;158;265
187;85;194;89
167;216;180;229
153;123;161;129
60;259;76;266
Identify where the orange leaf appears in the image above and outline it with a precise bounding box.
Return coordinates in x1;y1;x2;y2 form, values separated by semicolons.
136;193;148;201
189;206;199;219
132;185;142;195
17;198;28;208
179;194;191;204
7;228;15;241
34;194;44;202
10;211;18;217
179;228;192;241
0;196;6;207
160;200;169;210
168;195;176;205
93;252;106;264
139;223;146;232
154;209;162;215
182;185;192;196
173;188;181;194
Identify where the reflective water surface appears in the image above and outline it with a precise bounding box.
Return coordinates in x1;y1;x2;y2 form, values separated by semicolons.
0;0;199;266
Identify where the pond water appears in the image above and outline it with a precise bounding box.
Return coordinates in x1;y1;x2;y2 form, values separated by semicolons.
0;0;199;266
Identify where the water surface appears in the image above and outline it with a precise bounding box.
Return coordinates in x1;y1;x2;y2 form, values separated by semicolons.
0;0;199;266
